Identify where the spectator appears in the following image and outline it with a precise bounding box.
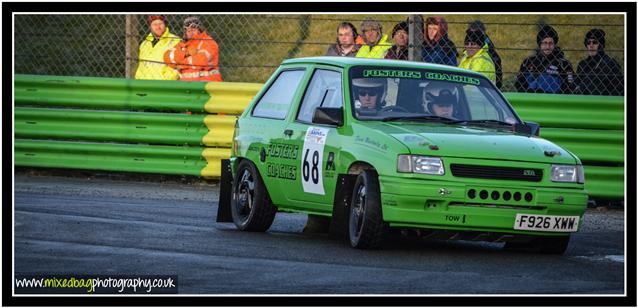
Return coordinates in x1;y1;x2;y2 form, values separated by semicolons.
163;16;222;82
467;20;503;88
515;25;577;94
459;29;496;82
355;17;392;59
576;29;624;96
385;21;409;60
421;16;458;66
325;22;361;57
134;15;180;80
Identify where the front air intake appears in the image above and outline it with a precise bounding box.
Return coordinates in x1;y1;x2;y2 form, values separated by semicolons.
450;164;543;182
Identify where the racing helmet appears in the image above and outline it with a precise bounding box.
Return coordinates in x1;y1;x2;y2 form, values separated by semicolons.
422;81;459;115
352;77;387;109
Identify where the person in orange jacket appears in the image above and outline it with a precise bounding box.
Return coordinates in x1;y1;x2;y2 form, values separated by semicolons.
164;16;222;82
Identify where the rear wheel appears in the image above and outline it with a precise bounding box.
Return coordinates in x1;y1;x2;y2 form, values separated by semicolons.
231;160;277;231
348;169;387;249
504;235;571;254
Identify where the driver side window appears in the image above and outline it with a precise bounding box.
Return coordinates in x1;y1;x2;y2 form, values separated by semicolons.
297;69;343;123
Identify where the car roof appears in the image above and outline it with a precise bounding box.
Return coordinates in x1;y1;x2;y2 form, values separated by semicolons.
282;56;482;76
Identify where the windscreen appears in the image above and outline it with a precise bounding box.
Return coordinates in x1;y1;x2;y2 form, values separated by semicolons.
348;66;520;124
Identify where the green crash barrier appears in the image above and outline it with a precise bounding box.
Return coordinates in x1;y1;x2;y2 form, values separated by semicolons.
505;92;625;201
13;75;624;200
15;139;207;176
14;74;260;178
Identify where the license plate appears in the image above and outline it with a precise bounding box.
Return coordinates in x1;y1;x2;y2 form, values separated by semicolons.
514;214;580;232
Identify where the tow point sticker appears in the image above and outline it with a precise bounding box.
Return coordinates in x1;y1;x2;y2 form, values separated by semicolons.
301;127;329;195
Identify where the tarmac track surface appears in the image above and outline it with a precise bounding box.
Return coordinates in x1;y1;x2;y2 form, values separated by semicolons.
13;174;625;294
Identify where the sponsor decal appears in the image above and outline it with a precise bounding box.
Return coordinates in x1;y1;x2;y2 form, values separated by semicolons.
266;162;297;180
363;69;421;79
266;143;299;160
424;72;481;85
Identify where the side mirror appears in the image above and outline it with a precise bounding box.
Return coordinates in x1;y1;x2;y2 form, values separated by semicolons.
312;107;343;126
515;121;540;136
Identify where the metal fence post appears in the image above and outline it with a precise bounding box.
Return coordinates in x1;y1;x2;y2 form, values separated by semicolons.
408;15;423;62
125;15;138;79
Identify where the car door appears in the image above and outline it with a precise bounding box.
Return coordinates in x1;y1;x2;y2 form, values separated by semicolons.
281;67;344;214
243;68;308;206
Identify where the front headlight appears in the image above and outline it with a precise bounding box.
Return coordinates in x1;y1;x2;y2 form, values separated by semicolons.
551;164;583;183
397;155;445;175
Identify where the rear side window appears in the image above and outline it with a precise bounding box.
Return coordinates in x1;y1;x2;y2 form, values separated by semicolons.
252;70;305;119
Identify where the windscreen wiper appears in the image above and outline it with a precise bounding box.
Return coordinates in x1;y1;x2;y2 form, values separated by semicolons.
382;115;455;123
450;119;514;127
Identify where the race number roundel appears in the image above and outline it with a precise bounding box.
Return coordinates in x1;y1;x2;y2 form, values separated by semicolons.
301;127;329;195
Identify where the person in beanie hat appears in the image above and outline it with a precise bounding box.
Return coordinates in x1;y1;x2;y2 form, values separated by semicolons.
458;29;496;82
325;22;362;57
163;16;223;82
515;25;578;94
576;28;623;95
385;21;409;60
467;20;503;88
355;17;392;58
134;15;180;80
421;16;458;66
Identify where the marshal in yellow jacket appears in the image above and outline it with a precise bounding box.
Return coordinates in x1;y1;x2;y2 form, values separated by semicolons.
458;44;496;83
135;27;180;80
355;34;392;59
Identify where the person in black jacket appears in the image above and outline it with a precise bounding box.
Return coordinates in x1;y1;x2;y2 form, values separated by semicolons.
515;25;578;94
576;29;624;96
467;20;503;89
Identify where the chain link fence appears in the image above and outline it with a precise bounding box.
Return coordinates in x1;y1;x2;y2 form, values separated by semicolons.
14;14;625;95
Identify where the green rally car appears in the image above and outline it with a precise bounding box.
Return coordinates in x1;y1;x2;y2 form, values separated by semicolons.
217;57;588;254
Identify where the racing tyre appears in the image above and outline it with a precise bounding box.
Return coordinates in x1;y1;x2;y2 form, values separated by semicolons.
504;235;571;254
231;160;277;231
348;169;388;249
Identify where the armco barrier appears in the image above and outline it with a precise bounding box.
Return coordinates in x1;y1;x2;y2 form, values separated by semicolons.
503;93;624;200
14;75;624;200
14;74;261;178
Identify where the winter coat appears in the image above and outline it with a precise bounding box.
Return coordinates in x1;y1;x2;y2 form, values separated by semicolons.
164;31;222;82
384;45;408;60
421;35;458;66
325;43;361;57
483;38;503;89
576;51;624;96
355;34;392;59
515;47;577;94
459;44;496;82
134;27;180;80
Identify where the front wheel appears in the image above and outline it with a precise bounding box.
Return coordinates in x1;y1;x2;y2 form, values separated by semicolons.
348;169;387;249
231;160;277;231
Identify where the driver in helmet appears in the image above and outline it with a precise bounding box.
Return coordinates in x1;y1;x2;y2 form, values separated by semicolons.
352;78;387;113
422;81;458;119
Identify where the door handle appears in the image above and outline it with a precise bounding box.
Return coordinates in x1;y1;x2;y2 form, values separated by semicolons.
284;129;293;137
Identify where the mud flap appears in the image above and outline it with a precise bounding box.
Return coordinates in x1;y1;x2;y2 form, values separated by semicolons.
328;174;357;239
216;159;233;222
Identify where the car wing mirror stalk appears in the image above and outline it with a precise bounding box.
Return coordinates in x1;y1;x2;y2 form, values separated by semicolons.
313;107;343;126
515;121;540;137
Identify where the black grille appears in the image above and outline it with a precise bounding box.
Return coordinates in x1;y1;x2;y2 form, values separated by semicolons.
450;164;543;182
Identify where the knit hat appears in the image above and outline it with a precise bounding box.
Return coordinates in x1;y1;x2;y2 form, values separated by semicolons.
391;21;409;37
537;25;559;46
584;28;606;48
467;20;486;32
361;17;382;32
183;16;203;30
147;15;166;25
464;28;485;45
